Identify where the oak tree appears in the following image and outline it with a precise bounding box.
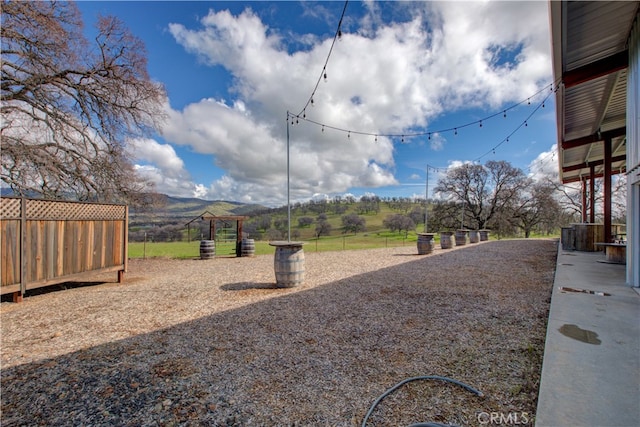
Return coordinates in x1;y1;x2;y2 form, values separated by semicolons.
1;1;166;202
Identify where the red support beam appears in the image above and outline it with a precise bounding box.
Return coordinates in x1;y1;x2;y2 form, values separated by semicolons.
589;164;596;223
562;155;626;173
562;169;626;184
563;50;628;88
604;137;612;242
581;177;588;223
561;127;626;150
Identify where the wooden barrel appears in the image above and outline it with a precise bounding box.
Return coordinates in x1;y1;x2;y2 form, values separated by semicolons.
440;232;453;249
200;240;215;260
241;238;256;257
417;233;435;255
273;245;305;287
468;230;480;243
479;230;490;241
455;230;468;246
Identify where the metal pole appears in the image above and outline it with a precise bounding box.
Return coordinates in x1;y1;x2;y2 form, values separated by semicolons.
286;111;291;241
424;166;429;232
460;202;465;229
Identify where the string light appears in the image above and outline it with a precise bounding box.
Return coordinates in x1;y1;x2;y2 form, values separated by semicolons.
289;81;556;143
294;1;349;116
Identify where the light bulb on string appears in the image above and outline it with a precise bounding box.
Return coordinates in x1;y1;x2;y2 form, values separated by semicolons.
428;133;431;140
310;97;314;106
479;120;483;128
528;98;531;105
503;110;507;118
303;109;306;119
347;131;350;140
321;125;324;132
374;135;378;142
324;72;328;82
525;121;528;127
454;128;457;136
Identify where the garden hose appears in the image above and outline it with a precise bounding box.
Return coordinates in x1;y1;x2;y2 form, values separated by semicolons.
361;375;483;427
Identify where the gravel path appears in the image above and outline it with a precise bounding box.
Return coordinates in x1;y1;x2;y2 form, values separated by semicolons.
1;239;557;426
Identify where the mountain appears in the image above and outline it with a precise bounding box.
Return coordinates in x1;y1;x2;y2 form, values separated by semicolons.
129;195;266;225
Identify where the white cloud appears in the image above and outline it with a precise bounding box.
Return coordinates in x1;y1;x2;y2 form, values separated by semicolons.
429;132;447;151
528;144;559;182
129;138;205;197
161;2;551;205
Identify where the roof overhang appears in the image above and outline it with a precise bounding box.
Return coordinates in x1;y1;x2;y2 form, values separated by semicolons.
550;1;638;184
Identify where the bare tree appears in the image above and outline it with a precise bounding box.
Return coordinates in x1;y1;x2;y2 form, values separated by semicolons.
434;160;529;230
544;177;603;223
1;1;166;202
511;181;561;237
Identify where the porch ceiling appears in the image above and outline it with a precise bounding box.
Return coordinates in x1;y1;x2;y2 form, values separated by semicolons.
550;1;638;184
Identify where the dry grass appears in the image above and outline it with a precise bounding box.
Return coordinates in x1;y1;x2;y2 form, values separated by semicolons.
1;239;557;426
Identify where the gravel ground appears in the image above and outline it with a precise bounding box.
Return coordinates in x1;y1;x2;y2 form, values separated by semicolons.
1;239;557;426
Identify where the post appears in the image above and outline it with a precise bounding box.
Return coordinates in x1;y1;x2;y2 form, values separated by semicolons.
424;166;429;232
287;111;291;242
122;205;128;280
581;176;588;222
589;164;596;223
604;137;612;242
19;197;26;300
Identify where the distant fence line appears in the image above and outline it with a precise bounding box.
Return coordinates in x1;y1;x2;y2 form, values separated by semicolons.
1;197;128;302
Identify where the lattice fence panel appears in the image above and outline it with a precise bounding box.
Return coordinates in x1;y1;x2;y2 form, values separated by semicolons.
25;199;126;220
0;198;21;219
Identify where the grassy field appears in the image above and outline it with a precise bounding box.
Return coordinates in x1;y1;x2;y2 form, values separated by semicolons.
128;232;428;259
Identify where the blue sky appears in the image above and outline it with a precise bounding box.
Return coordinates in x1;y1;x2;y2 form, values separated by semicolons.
78;1;559;207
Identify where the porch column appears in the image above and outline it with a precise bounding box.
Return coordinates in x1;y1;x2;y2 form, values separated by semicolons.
589;164;596;223
604;137;612;242
581;176;588;222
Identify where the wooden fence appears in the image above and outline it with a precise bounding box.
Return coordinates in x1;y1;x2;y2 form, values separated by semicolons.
1;197;128;301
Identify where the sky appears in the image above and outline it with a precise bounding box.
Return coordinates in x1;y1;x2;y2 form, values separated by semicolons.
78;1;560;207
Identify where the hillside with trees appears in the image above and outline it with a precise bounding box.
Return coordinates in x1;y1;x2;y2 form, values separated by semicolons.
130;159;591;243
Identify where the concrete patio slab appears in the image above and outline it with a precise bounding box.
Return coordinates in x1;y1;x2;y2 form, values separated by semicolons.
536;245;640;427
